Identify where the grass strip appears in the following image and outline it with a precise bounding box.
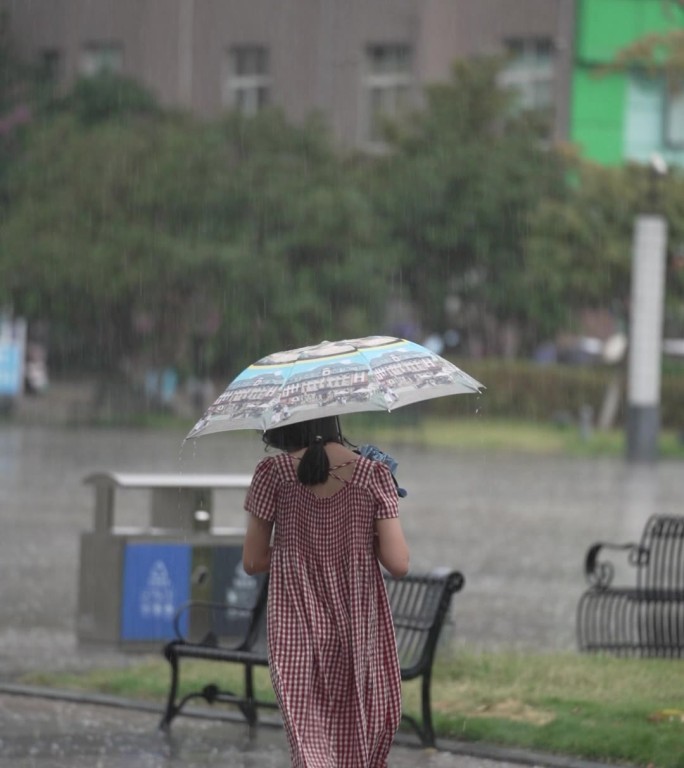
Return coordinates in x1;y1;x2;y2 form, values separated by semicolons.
21;650;684;767
343;415;684;458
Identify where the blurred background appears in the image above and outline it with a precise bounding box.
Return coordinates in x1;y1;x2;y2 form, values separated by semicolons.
2;10;684;766
0;0;683;441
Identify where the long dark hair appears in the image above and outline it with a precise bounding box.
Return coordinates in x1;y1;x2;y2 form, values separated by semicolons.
262;416;346;486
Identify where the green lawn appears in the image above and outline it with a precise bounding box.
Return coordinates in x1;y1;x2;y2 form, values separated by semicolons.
343;415;684;458
22;650;684;768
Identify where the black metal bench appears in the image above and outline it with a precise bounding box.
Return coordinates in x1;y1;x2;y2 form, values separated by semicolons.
577;514;684;656
160;568;464;746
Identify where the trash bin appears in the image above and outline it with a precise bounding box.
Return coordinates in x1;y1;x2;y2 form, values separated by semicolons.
76;471;255;649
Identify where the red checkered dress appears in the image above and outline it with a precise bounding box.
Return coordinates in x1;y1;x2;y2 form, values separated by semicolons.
245;452;402;768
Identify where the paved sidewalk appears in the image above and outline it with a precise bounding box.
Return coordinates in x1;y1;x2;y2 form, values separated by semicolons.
0;690;616;768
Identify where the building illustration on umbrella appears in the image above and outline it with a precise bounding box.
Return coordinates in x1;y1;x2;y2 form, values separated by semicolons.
186;336;484;438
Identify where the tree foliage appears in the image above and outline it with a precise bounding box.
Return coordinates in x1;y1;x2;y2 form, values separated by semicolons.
0;80;391;377
524;161;642;337
59;71;159;125
0;9;34;199
365;58;567;354
2;53;684;389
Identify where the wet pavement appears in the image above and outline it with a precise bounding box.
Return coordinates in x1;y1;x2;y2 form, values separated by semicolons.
2;424;675;766
0;692;578;768
1;694;303;768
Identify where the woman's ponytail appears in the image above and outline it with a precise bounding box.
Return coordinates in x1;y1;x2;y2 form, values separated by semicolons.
262;416;344;485
297;435;330;486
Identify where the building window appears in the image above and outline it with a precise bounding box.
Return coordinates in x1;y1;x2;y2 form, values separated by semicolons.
665;78;684;148
363;43;413;144
39;49;62;86
500;38;555;112
625;73;684;160
224;45;270;116
80;42;124;77
624;73;662;162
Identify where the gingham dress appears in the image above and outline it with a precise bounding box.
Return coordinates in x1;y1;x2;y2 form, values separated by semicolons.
244;452;402;768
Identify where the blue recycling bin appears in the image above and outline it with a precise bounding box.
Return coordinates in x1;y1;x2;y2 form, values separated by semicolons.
121;542;192;642
77;472;258;648
118;541;262;643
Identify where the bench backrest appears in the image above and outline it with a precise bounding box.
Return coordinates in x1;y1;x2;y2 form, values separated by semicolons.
194;569;465;669
384;570;464;678
176;573;268;650
637;515;684;591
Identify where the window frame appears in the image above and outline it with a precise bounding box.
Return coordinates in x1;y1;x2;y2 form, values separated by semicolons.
362;42;414;146
500;37;555;113
39;48;62;86
663;75;684;149
224;44;271;117
79;41;124;77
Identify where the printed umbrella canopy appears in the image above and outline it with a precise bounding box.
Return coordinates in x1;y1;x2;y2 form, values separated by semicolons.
186;335;484;439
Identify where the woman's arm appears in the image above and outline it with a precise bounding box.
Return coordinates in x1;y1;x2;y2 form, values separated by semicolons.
242;514;274;575
375;517;410;578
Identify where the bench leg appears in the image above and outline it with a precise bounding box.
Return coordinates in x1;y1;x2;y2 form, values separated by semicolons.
242;663;258;728
420;668;435;747
399;671;436;747
159;649;180;731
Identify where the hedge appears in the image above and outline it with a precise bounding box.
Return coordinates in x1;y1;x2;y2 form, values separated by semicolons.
426;359;684;428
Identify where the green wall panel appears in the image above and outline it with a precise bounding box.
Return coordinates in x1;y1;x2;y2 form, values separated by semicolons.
572;0;684;164
577;0;684;63
571;69;626;164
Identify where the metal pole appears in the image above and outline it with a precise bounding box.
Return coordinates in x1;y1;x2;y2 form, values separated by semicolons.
626;214;667;462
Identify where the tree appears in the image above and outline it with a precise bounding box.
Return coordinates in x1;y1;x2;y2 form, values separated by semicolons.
524;155;684;343
58;71;158;125
0;9;34;203
0;93;392;381
365;57;566;355
211;110;393;369
524;160;641;338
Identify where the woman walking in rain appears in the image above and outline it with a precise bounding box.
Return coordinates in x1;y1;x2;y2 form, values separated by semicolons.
242;415;410;768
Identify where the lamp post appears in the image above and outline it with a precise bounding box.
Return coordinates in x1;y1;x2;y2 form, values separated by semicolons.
625;155;668;463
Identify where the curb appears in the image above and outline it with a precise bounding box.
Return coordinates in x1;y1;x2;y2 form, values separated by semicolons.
0;682;623;768
410;736;626;768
